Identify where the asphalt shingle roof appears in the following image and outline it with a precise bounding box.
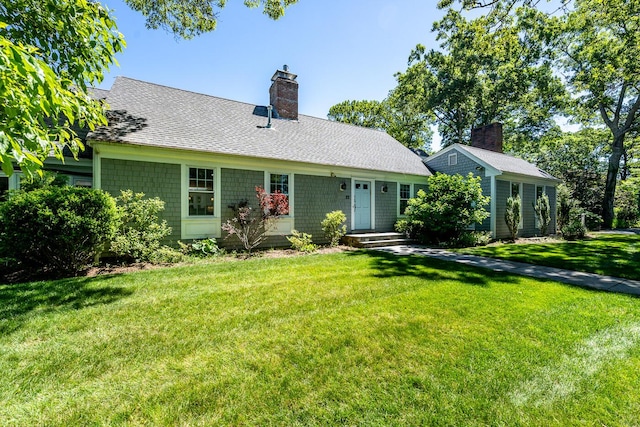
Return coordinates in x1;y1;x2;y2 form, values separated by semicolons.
454;144;559;181
90;77;431;177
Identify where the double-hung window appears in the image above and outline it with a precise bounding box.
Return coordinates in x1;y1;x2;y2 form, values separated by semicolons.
188;167;215;216
268;173;290;216
399;184;412;215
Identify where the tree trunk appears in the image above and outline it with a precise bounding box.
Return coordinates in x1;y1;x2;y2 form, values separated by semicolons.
602;133;625;229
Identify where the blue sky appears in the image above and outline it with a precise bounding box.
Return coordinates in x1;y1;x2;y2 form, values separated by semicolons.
99;0;445;121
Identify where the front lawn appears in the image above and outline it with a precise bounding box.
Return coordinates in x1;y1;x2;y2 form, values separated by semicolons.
457;233;640;281
2;251;640;425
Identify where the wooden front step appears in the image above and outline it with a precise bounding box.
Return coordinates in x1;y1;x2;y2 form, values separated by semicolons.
342;232;412;248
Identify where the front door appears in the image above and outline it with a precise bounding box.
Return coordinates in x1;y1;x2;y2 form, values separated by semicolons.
354;180;371;230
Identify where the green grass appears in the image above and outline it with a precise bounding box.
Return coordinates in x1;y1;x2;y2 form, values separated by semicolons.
457;233;640;281
2;251;640;425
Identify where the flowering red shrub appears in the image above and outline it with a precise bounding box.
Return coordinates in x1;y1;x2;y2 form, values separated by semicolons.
222;186;290;253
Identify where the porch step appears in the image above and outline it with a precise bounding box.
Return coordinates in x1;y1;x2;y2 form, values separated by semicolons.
342;232;412;248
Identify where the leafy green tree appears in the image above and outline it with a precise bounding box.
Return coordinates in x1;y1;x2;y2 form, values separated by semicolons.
0;0;125;176
124;0;298;39
523;0;640;228
394;9;566;147
328;92;433;150
395;172;490;244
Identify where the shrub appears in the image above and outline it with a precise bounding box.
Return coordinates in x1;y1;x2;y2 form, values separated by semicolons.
534;193;551;236
110;190;172;262
0;186;117;276
222;186;289;254
614;177;640;228
505;195;521;242
395;173;489;244
561;218;587;240
20;171;69;191
321;210;347;247
287;230;318;253
180;238;221;257
444;231;492;248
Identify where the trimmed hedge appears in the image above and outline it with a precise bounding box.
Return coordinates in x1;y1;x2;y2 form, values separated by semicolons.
0;186;117;276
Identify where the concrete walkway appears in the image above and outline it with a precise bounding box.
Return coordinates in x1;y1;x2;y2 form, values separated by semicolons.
374;245;640;296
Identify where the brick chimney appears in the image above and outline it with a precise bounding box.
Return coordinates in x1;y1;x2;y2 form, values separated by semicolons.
471;123;503;153
269;65;298;120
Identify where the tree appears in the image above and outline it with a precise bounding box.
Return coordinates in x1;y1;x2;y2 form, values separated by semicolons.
0;0;125;176
505;194;521;241
393;9;566;147
124;0;298;39
328;93;433;150
525;0;640;228
534;192;551;235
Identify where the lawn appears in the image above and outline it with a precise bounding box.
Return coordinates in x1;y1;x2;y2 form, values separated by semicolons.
2;251;640;425
457;233;640;281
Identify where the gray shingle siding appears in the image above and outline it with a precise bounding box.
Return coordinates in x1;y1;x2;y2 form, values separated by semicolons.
495;179;511;239
522;183;537;236
294;175;352;244
375;181;397;232
100;158;182;243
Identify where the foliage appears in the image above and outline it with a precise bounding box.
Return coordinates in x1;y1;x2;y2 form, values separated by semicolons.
613;177;640;228
110;190;172;262
321;210;347;247
556;184;575;231
0;186;117;276
123;0;298;39
561;216;587;241
505;195;521;241
181;238;221;257
395;173;490;244
509;128;608;217
534;193;551;236
287;230;318;253
222;186;289;253
445;231;492;248
327;96;433;150
19;171;69;192
0;0;125;176
393;8;566;147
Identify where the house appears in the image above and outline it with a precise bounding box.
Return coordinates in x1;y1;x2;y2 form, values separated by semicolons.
85;67;432;246
0;69;559;244
425;123;560;239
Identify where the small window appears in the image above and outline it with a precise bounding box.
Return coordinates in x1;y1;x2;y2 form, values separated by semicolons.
270;173;289;196
189;167;214;216
536;185;545;200
399;184;411;214
448;152;458;166
356;183;361;189
363;184;368;190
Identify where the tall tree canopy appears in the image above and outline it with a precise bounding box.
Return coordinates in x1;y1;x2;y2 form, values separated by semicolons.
124;0;298;39
328;94;433;150
393;9;566;147
0;0;125;176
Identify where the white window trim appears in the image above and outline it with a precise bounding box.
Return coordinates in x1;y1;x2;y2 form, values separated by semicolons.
181;165;221;239
264;171;294;235
398;183;414;217
448;152;458;166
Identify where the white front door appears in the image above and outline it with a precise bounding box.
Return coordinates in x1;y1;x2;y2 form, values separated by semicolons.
354;180;371;230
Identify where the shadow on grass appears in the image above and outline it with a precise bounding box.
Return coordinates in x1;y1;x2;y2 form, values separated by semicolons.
0;274;133;336
346;249;521;287
466;234;640;281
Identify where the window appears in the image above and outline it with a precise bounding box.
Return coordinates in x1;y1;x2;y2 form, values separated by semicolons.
0;176;8;201
188;167;214;216
536;185;545;200
270;173;289;197
399;184;411;214
448;152;457;166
